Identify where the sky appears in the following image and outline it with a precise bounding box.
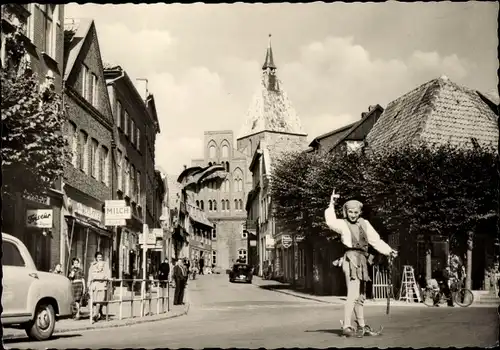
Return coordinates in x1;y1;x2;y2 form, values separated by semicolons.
65;2;498;176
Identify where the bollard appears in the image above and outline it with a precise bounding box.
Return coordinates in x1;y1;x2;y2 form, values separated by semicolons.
119;279;123;320
140;280;145;317
156;281;160;315
89;289;94;325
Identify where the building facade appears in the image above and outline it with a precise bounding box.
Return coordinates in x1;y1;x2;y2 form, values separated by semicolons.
62;18;114;279
243;36;308;279
191;131;250;270
104;66;161;279
1;4;66;272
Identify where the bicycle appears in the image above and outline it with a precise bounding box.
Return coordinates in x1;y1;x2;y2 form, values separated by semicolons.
422;280;474;307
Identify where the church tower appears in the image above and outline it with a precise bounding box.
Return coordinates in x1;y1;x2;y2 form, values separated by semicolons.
236;34;307;157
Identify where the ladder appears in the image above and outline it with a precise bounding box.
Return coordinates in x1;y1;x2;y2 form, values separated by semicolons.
398;265;421;303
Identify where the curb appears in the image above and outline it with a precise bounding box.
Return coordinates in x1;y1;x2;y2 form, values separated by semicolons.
267;288;342;305
3;297;190;341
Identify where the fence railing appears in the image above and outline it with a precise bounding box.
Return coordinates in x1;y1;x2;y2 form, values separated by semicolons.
88;278;171;324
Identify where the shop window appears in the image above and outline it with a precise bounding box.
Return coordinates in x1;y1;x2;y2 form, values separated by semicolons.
2;241;25;267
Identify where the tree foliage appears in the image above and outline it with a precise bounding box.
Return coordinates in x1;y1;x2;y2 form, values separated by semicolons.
1;25;68;197
270;143;497;250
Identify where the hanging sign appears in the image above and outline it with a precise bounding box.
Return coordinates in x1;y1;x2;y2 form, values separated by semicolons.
26;209;53;228
282;235;292;249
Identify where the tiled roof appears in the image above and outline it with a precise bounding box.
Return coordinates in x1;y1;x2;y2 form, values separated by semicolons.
309;122;356;147
238;77;306;139
366;76;498;153
63;18;93;81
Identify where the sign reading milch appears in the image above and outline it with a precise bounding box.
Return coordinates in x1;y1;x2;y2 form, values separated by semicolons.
26;209;53;228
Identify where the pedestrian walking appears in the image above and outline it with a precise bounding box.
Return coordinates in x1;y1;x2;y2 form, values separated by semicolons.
199;257;205;275
87;252;111;322
173;259;186;305
325;189;398;337
68;258;86;320
158;257;170;288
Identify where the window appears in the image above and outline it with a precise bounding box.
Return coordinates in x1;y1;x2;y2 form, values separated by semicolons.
212;251;217;266
90;138;99;179
136;127;140;150
226;199;230;211
131;119;135;145
124;111;129;135
209;145;216;158
82;64;89;99
238;249;247;264
200;200;204;210
196;200;200;208
234;199;238;211
226;161;230;172
100;146;108;185
131;165;136;200
242;231;248;239
222;200;225;211
26;4;35;41
115;101;122;128
91;73;98;107
222;144;229;158
78;130;88;172
124;158;130;196
212;224;216;239
68;121;78;167
137;170;141;204
208;200;212;211
41;5;58;58
2;241;25;267
239;199;243;211
213;200;217;211
117;149;123;191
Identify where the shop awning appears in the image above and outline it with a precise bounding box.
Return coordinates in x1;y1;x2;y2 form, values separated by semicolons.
65;214;112;238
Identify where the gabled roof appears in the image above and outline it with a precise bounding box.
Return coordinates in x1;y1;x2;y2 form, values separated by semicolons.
366;76;498;153
309;122;356;148
63;18;93;81
327;105;383;152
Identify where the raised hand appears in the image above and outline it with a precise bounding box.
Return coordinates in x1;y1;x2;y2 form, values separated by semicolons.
330;188;340;205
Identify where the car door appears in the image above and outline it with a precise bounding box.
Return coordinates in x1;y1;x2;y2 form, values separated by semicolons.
1;239;37;317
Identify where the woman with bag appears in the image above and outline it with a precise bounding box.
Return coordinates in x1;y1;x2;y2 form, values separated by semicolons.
87;252;111;322
68;258;86;320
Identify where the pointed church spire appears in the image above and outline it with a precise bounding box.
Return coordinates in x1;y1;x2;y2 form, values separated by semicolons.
262;34;276;70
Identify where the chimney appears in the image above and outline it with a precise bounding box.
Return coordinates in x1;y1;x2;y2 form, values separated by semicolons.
183;165;187;170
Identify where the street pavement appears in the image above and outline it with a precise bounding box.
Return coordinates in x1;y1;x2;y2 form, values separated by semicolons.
4;274;498;349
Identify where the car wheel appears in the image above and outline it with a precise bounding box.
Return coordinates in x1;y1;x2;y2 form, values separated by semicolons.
26;303;56;341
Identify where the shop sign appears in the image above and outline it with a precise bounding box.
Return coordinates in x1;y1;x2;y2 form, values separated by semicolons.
139;225;156;246
155;239;163;249
152;228;163;238
72;200;103;222
282;235;292;249
250;240;257;247
24;193;50;206
265;234;275;250
105;200;131;221
26;209;53;228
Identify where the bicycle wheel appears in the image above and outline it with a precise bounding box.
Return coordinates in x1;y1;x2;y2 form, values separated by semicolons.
454;288;474;307
422;289;436;307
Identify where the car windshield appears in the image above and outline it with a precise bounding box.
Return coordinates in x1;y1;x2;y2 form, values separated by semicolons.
233;264;250;272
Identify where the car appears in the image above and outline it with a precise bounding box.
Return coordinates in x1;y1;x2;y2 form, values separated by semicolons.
2;233;73;341
228;263;253;283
